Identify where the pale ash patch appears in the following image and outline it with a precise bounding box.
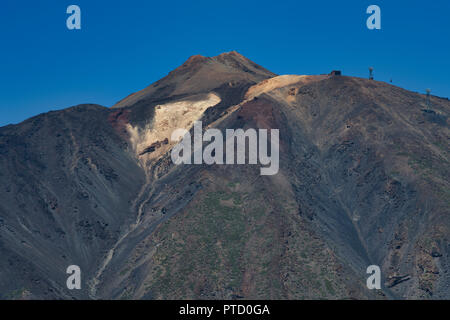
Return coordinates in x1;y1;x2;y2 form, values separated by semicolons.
126;93;221;163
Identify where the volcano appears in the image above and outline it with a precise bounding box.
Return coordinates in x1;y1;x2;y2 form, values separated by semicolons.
0;52;449;300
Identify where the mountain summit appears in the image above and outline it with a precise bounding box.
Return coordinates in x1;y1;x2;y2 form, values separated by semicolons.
113;51;276;108
0;53;449;300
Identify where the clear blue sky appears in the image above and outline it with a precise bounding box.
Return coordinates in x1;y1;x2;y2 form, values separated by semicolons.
0;0;449;126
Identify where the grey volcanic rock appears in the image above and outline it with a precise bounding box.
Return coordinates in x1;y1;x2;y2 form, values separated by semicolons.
0;53;449;299
0;104;145;299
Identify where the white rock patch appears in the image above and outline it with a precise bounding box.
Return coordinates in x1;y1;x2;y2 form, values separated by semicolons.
126;93;221;163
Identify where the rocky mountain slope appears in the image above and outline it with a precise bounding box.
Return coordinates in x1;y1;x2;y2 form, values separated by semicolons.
0;52;449;299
